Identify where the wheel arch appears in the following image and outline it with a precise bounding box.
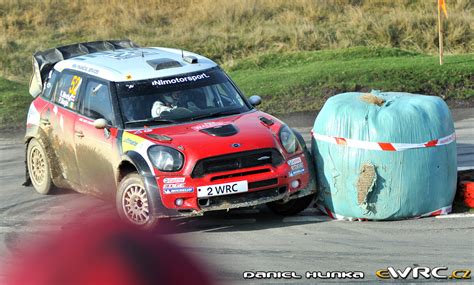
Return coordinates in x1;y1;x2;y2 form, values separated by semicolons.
118;150;180;218
24;129;61;187
119;151;154;180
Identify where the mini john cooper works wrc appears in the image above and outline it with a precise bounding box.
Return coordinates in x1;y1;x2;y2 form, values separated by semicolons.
25;40;317;228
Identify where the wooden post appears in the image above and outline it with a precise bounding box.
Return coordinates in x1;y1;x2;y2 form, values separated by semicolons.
438;1;444;65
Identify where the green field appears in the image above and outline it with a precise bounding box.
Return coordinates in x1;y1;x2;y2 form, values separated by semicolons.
0;47;472;129
0;77;29;129
227;47;474;114
1;0;473;82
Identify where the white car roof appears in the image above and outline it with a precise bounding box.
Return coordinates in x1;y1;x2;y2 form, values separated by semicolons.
54;47;218;82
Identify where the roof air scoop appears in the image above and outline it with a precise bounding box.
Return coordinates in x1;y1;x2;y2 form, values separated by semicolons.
147;58;182;70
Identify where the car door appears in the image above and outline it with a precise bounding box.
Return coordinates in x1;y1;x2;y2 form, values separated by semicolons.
48;71;83;187
74;78;117;196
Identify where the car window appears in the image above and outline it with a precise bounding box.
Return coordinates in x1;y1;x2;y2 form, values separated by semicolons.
80;80;114;123
41;70;59;100
53;73;82;110
116;68;251;125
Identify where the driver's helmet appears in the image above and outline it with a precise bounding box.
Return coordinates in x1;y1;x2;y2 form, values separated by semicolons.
151;100;173;118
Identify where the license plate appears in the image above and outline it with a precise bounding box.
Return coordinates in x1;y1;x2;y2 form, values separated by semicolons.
197;181;248;198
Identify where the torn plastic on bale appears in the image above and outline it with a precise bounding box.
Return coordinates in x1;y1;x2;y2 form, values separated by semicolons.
356;163;377;213
311;91;457;220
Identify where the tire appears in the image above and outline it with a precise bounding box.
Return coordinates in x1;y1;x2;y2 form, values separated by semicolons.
27;138;54;194
267;194;314;216
116;173;160;230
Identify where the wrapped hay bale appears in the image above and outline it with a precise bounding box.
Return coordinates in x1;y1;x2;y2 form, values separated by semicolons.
311;91;457;220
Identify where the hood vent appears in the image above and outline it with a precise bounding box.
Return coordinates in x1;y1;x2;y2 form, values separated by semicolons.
146;133;172;142
147;58;182;70
259;116;274;126
200;124;238;137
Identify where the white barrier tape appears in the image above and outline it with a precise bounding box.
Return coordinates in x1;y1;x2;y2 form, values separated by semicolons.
312;132;455;151
317;204;451;221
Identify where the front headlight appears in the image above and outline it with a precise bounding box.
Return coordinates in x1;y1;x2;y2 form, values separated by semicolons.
279;125;297;154
148;146;184;172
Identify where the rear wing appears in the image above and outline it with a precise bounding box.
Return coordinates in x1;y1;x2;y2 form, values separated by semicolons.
29;39;139;97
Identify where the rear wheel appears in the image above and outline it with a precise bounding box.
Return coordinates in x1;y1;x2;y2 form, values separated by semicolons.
116;173;160;229
267;194;314;216
27;139;53;194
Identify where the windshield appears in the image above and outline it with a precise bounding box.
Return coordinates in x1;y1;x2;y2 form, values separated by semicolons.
116;67;251;126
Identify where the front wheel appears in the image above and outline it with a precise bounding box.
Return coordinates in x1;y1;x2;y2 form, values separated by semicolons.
116;173;160;230
267;194;314;216
27;138;54;194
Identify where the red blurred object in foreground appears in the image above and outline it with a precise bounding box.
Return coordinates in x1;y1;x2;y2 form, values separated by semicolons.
460;181;474;208
5;219;214;285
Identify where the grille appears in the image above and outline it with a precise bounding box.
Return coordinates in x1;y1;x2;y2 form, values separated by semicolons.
198;186;287;209
210;169;271;182
191;149;283;178
248;178;278;189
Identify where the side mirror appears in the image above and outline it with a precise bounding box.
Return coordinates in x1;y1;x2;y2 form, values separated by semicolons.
94;118;108;129
249;95;262;107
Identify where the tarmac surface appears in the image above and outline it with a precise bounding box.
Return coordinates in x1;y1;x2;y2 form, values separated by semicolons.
0;109;473;283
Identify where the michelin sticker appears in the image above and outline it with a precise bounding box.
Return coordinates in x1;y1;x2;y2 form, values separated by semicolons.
163;187;194;194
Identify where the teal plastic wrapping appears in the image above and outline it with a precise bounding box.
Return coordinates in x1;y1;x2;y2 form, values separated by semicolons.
311;91;457;220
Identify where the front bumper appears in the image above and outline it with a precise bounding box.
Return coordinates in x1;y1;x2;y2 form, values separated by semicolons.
149;152;318;218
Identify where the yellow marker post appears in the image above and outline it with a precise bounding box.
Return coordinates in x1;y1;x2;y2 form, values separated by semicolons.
438;0;448;66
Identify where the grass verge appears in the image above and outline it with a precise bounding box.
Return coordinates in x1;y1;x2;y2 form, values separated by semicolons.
226;47;474;114
0;77;29;130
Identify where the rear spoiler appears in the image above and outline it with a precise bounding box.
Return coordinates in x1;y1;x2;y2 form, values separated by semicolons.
29;39;140;97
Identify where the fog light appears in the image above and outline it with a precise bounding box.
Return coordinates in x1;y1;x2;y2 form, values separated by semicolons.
175;198;184;206
291;180;300;189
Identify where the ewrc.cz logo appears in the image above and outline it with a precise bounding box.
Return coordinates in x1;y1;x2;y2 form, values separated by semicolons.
376;267;471;280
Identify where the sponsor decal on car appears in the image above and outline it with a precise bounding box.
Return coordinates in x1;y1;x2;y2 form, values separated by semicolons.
71;63;100;75
287;157;302;166
58;75;82;109
289;168;305;177
163;183;186;188
78;117;94;125
163;187;194;194
133;128;153;135
191;121;227;131
291;162;304;171
151;73;210;87
288;156;305;177
121;131;155;172
123;138;138;147
104;50;159;60
122;132;146;152
163;177;186;183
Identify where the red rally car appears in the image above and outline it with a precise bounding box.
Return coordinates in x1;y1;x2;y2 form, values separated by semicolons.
25;40;317;228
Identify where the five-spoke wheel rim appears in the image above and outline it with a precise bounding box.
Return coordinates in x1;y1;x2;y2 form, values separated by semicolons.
29;146;46;186
122;184;150;225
